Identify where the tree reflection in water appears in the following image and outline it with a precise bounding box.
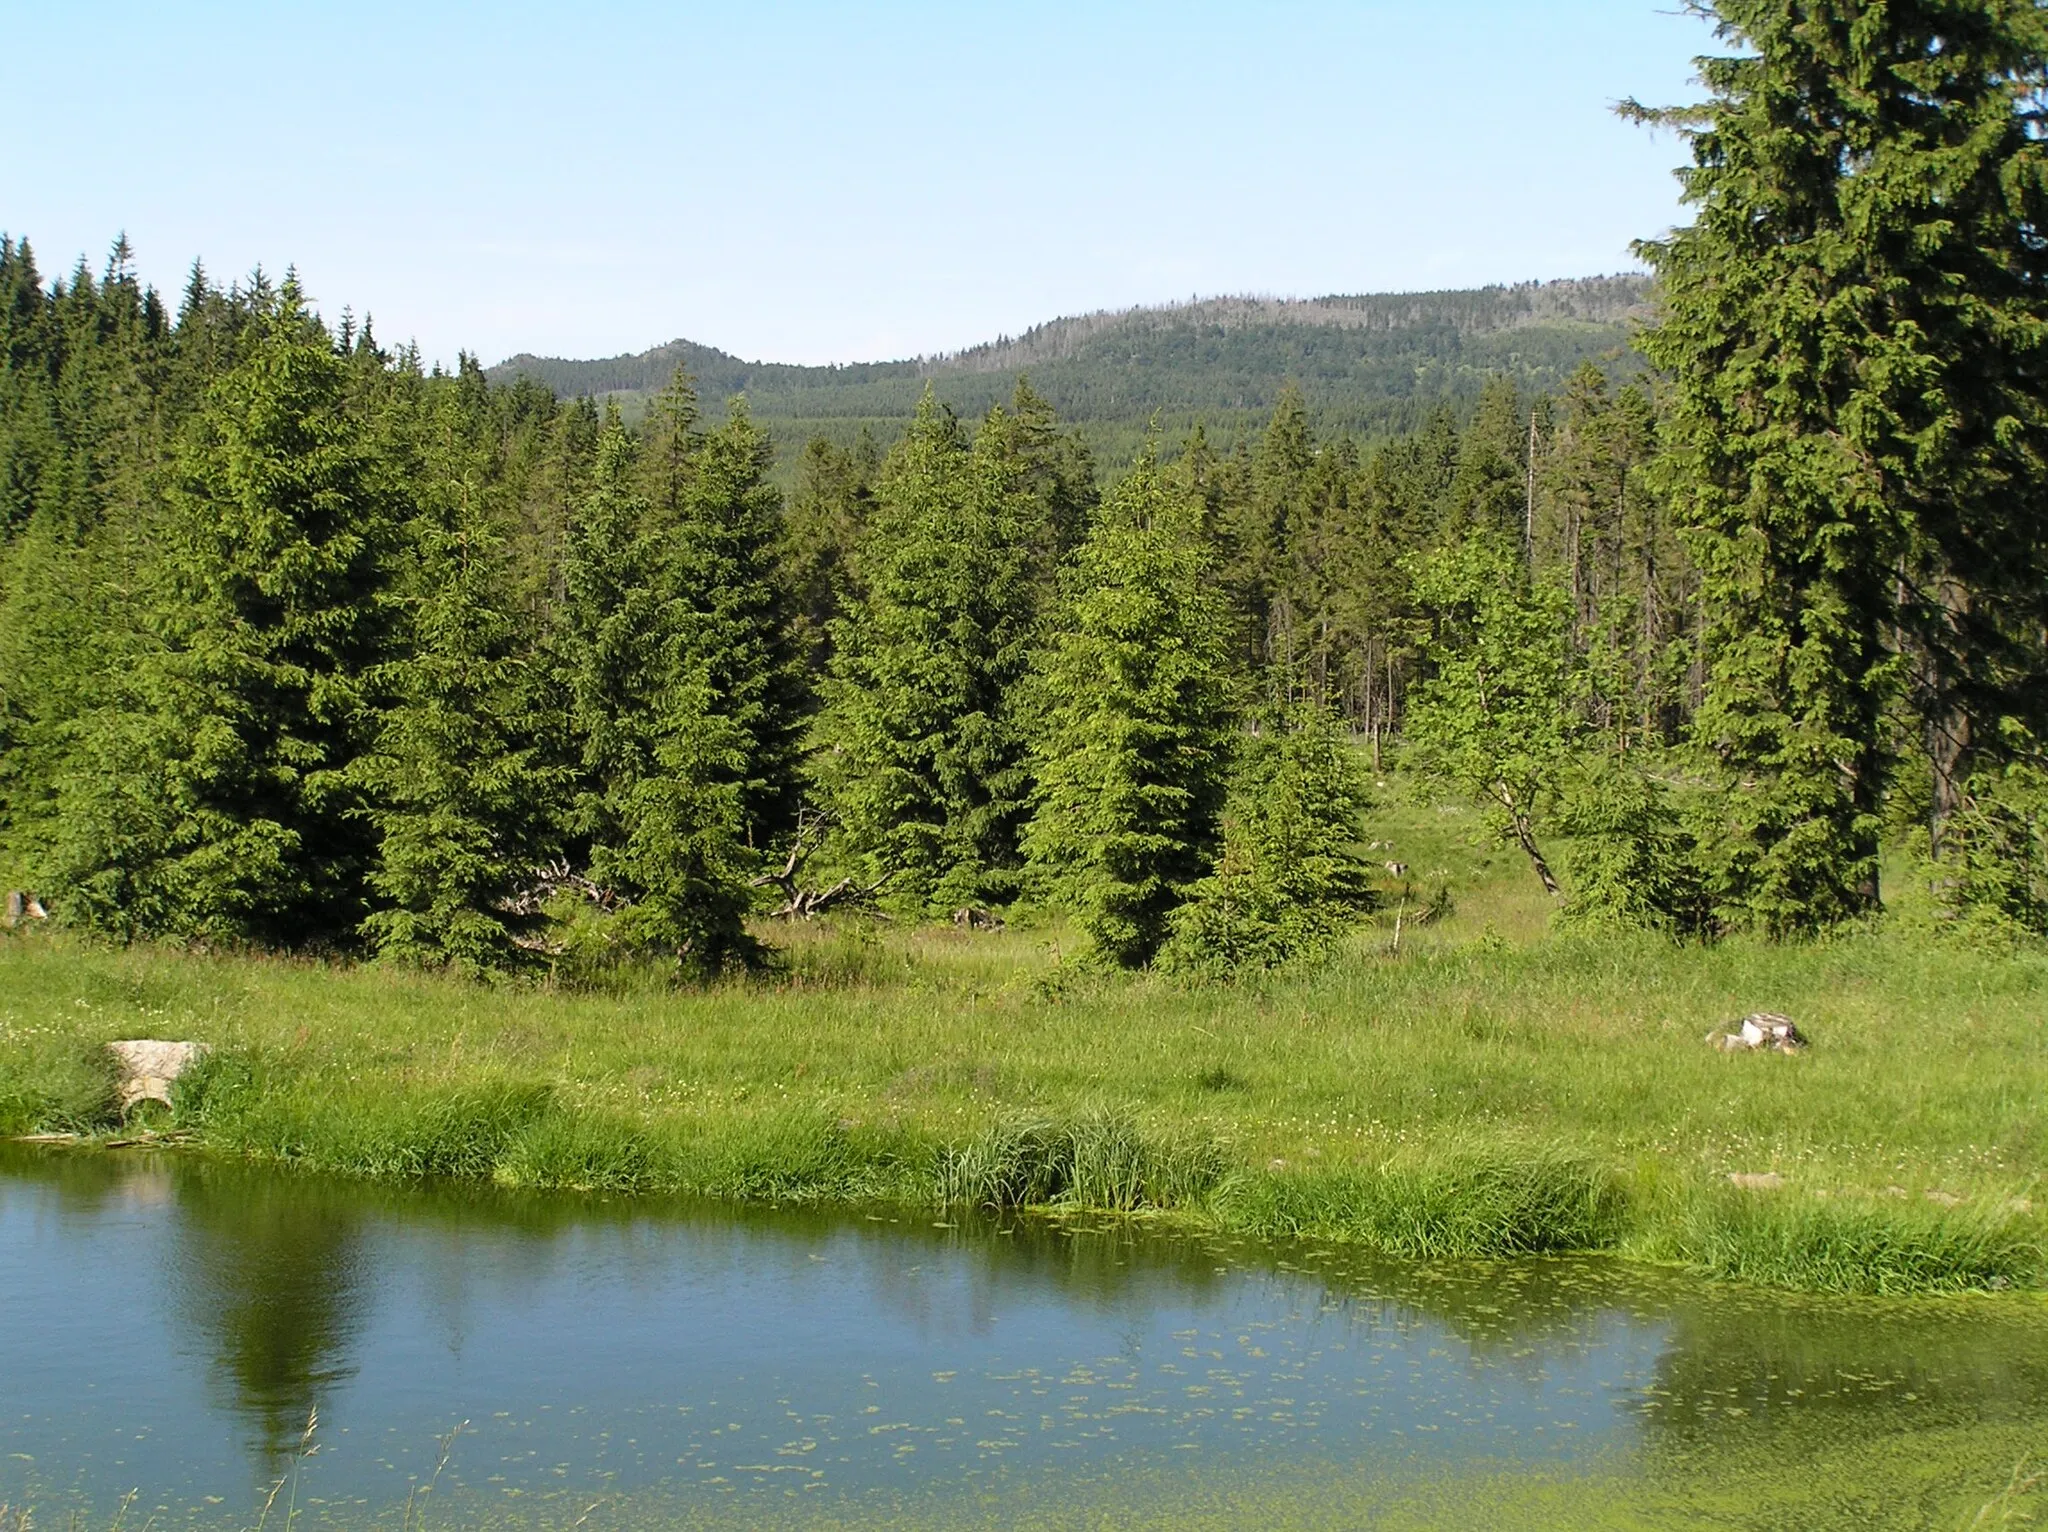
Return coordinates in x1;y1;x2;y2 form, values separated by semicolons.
5;1143;2047;1528
164;1161;368;1473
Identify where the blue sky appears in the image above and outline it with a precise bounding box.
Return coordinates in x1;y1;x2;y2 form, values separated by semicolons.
2;2;1716;367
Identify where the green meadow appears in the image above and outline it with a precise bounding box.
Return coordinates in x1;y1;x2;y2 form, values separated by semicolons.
4;786;2042;1300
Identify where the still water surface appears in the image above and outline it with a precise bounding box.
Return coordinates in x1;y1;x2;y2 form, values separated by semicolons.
3;1143;2044;1529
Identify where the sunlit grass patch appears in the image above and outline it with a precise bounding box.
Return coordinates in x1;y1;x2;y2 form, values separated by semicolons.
1222;1140;1628;1260
1646;1183;2045;1296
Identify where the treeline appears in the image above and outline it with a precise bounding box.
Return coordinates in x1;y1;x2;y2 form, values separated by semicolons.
0;238;1367;976
0;225;1693;977
8;0;2048;973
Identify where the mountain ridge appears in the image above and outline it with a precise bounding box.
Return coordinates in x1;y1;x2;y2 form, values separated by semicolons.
486;274;1654;468
491;274;1653;394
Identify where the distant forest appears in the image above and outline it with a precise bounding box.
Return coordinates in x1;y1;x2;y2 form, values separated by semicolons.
489;276;1652;475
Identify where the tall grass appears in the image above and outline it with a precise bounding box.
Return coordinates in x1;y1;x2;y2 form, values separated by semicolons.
1219;1141;1628;1259
937;1108;1228;1212
1645;1184;2045;1295
4;782;2047;1297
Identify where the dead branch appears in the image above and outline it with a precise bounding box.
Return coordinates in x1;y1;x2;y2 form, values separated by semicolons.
763;873;892;921
501;859;623;917
751;810;890;919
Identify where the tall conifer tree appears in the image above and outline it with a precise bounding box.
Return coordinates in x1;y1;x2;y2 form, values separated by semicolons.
780;433;876;674
815;388;1036;911
1023;447;1235;967
559;413;753;971
672;397;808;848
50;284;389;942
358;370;557;973
1632;0;2048;930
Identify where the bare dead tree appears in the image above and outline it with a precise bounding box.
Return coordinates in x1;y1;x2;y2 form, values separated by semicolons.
752;810;891;920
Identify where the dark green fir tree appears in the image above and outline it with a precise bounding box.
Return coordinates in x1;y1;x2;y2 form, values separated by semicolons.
559;412;753;972
50;283;390;943
672;397;808;850
1629;0;2048;931
357;367;559;974
1023;446;1235;967
1159;693;1374;978
813;387;1037;912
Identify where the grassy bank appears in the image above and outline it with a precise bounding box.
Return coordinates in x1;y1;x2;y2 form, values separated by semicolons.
3;795;2044;1296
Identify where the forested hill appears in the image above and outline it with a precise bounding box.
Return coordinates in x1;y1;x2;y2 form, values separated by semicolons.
489;274;1652;462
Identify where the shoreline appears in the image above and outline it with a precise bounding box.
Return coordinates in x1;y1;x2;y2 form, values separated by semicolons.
4;873;2045;1302
7;1097;2041;1301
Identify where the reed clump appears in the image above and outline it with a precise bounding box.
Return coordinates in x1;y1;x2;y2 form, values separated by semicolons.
937;1109;1229;1213
181;1057;556;1181
1646;1184;2045;1296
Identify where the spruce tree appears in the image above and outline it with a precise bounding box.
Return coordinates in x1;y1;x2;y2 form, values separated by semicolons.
1555;755;1712;938
780;433;875;675
1286;433;1368;705
1446;375;1527;540
1933;719;2048;936
559;413;753;972
638;364;700;524
1630;0;2048;930
1023;447;1235;967
357;373;557;974
814;388;1036;912
672;396;807;849
1159;696;1373;978
0;241;169;877
0;237;57;540
1219;384;1314;664
976;377;1097;592
49;283;389;943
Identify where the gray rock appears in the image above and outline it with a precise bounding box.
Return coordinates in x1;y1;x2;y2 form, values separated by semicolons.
105;1040;211;1116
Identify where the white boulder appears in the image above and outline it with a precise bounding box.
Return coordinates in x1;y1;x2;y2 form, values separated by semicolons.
106;1039;211;1115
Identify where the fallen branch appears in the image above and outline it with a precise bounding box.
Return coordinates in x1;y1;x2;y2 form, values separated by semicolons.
760;873;892;921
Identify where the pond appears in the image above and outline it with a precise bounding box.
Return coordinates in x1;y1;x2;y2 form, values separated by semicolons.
2;1142;2043;1530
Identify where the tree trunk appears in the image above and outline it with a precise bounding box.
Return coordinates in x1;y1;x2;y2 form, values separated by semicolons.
1514;815;1562;896
1524;412;1538;560
1926;575;1975;860
1495;781;1562;896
